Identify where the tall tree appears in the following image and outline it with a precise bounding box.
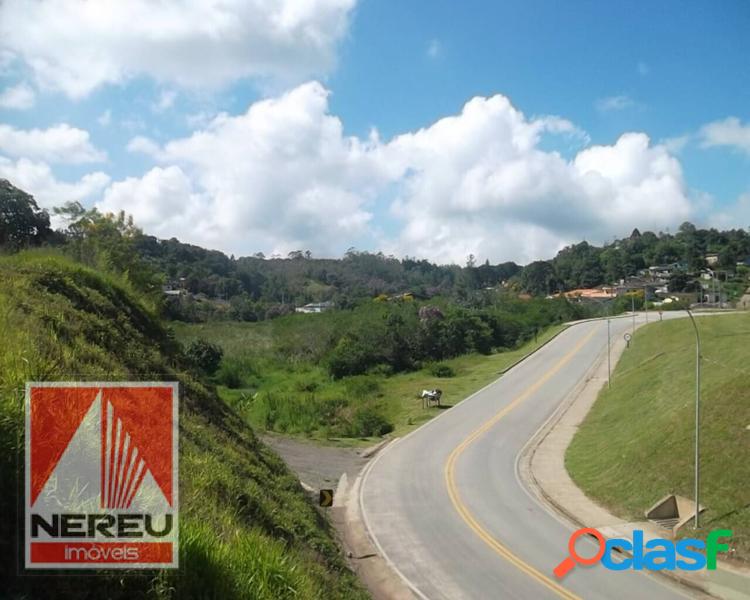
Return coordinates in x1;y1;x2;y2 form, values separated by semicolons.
0;179;54;251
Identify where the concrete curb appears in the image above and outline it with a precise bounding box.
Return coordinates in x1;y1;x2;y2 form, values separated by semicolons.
334;442;417;600
517;314;750;600
359;437;392;459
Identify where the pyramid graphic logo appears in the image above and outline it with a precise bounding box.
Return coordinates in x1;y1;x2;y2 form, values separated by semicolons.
25;382;178;569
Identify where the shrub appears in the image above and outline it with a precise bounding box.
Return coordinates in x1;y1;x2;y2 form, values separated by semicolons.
349;406;393;437
295;379;320;393
344;375;381;400
185;339;224;375
366;363;394;377
326;335;377;379
216;357;250;389
429;362;455;378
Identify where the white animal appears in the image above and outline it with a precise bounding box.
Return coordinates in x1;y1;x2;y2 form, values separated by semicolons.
420;388;442;408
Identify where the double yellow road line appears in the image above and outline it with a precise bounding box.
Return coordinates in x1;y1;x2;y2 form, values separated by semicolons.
444;326;599;600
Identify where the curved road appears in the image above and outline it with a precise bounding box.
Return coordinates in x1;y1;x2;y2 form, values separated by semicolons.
361;315;693;600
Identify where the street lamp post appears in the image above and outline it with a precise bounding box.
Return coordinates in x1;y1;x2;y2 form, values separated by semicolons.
685;309;701;528
593;296;613;388
607;315;611;389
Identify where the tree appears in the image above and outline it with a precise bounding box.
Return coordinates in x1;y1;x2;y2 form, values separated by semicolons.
185;339;223;375
519;261;557;295
0;179;54;250
53;202;162;293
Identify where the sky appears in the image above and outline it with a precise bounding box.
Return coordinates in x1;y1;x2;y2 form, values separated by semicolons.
0;0;748;265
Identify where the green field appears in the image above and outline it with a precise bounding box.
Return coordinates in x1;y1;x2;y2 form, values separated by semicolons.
566;313;750;563
0;252;366;599
172;320;567;445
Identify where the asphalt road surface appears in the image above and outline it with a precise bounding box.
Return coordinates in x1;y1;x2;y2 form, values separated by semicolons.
361;314;695;600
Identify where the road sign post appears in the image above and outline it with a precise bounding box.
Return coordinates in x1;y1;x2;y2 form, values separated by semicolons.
319;489;334;507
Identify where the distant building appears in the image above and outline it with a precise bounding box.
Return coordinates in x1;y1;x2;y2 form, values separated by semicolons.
614;277;659;299
558;288;615;301
295;301;334;314
705;253;719;266
647;263;680;279
162;282;184;297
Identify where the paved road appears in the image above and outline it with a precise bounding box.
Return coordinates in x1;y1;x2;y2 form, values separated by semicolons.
360;314;695;600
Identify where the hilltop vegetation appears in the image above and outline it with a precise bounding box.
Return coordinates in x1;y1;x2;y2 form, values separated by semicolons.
521;224;750;296
567;314;750;563
0;252;366;599
3;179;750;321
142;224;750;319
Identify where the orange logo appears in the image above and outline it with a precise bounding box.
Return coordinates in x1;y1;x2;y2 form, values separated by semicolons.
25;383;178;569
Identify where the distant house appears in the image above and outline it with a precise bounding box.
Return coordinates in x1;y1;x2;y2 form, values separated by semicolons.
295;301;334;314
558;288;615;301
614;277;652;295
648;263;680;279
705;253;719;266
736;257;750;267
162;283;184;297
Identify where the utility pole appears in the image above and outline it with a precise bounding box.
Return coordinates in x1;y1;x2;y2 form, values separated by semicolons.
607;300;611;389
607;316;611;388
686;309;701;528
631;294;636;338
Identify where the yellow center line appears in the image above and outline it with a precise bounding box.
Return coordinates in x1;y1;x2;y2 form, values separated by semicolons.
444;325;600;600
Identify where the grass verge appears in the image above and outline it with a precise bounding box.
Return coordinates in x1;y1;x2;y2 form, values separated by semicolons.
566;313;750;564
173;320;567;446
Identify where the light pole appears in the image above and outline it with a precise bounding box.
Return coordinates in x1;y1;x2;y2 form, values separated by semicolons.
607;315;611;388
631;294;636;338
592;295;612;388
685;309;701;528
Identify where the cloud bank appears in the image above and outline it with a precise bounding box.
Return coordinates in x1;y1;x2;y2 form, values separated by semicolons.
0;0;356;98
94;82;693;263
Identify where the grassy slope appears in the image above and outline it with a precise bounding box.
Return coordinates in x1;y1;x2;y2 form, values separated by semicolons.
173;320;566;445
0;252;366;599
566;313;750;563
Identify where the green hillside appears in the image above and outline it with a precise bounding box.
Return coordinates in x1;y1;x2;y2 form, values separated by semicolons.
0;252;366;599
567;313;750;563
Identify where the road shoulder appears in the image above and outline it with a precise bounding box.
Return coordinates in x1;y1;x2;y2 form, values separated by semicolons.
518;317;750;600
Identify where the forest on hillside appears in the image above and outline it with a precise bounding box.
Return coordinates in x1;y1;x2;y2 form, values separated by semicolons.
2;178;749;321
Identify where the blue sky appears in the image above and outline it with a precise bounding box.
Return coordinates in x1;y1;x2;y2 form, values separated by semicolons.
0;0;748;264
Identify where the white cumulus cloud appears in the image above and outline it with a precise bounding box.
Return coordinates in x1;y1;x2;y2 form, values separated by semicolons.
0;123;106;164
699;117;750;156
126;136;161;157
383;96;690;263
99;83;694;263
0;0;356;99
0;81;35;109
101;82;385;255
99;166;208;237
595;95;635;112
0;157;110;209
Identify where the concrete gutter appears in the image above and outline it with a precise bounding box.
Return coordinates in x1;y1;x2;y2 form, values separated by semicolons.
517;316;750;600
330;442;417;600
